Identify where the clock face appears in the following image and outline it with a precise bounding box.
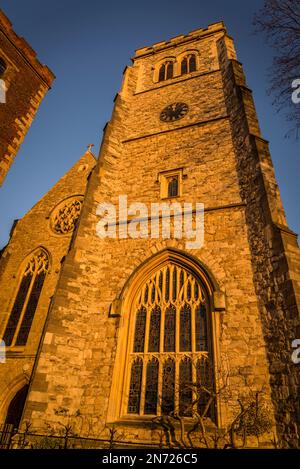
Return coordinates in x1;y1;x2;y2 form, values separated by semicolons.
160;102;189;122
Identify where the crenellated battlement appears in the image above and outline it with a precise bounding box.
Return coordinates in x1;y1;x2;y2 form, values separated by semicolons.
0;9;55;86
134;21;226;59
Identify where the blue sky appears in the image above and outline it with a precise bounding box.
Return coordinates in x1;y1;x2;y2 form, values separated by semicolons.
0;0;299;249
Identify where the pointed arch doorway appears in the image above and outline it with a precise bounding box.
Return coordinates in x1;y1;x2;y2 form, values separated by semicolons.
0;385;29;448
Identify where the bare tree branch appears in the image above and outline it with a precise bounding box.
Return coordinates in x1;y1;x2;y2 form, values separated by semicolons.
253;0;300;138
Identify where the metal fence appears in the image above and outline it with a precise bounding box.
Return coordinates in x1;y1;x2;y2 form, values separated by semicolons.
0;424;162;449
0;424;15;449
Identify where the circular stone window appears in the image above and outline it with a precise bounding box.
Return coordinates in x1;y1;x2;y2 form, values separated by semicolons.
50;197;83;235
160;102;189;122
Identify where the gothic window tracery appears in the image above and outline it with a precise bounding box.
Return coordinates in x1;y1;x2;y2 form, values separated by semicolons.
50;197;83;235
2;249;49;347
126;262;215;419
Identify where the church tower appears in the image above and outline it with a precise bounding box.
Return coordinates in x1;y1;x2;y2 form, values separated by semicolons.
0;10;54;186
5;22;300;447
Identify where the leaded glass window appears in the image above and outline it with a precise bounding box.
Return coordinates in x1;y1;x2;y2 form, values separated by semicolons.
179;357;193;416
196;357;215;421
127;262;214;420
144;358;159;414
195;304;208;351
128;358;143;413
164;305;176;352
162;358;175;414
2;249;49;347
180;304;191;351
148;306;160;352
133;307;146;353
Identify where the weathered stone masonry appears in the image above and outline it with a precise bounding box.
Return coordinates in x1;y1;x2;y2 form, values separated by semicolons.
217;35;300;447
1;21;299;448
0;150;96;425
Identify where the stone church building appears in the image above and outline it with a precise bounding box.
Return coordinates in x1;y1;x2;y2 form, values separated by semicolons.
0;19;300;448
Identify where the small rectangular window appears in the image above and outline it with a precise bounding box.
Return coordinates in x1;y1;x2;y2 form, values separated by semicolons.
158;169;183;199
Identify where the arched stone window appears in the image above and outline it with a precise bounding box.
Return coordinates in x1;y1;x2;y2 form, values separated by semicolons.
158;61;174;82
126;262;215;419
50;196;83;235
0;58;7;78
167;177;179;198
1;249;49;347
181;54;197;75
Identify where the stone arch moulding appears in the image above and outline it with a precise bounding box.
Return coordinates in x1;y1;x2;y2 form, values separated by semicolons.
106;248;225;425
4;246;52;313
0;374;29;425
48;195;84;236
1;246;51;350
19;245;51;274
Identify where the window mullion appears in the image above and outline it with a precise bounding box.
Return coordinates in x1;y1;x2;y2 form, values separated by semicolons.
175;303;180;354
160;306;165;353
175;356;179;413
139;356;147;415
169;264;173;302
140;305;151;415
191;303;196;353
192;355;197;415
157;359;163;416
144;305;151;354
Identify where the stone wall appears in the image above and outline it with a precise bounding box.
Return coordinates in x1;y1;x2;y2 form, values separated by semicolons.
19;23;299;448
0;150;96;424
217;35;300;447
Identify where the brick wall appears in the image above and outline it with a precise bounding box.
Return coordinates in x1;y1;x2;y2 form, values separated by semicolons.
0;10;55;186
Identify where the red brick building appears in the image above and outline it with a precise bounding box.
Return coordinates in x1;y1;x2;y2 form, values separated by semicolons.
0;9;54;186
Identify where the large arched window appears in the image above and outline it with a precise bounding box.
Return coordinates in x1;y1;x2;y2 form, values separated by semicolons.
1;249;49;347
126;262;215;420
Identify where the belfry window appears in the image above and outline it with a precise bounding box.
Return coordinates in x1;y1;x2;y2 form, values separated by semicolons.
0;58;7;78
159;169;183;199
1;249;49;347
181;54;197;75
126;263;215;420
158;61;174;82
